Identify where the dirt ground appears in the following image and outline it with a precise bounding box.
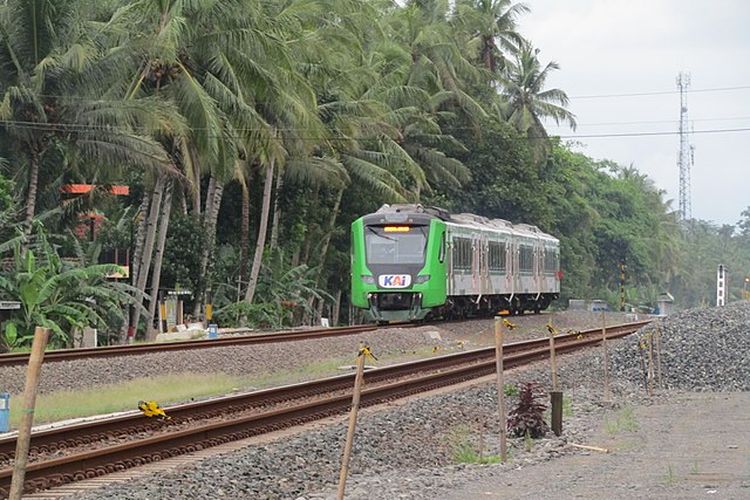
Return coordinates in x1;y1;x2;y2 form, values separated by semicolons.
445;392;750;499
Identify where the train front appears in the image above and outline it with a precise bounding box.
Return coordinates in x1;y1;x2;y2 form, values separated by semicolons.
350;209;447;322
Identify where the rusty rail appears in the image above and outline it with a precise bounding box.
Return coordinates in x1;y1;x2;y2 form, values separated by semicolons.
0;320;649;497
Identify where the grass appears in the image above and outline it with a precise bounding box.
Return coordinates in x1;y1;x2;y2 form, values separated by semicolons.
663;463;678;486
4;344;455;429
604;405;640;435
8;372;248;428
449;425;506;465
563;394;573;417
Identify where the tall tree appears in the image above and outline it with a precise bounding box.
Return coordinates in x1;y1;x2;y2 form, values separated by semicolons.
499;42;576;142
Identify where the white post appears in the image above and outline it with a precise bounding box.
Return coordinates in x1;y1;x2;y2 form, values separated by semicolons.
716;264;727;307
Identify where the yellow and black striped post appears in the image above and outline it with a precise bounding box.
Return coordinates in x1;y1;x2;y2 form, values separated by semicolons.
158;291;167;333
205;290;213;327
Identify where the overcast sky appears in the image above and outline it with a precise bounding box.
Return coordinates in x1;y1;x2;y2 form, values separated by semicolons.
518;0;750;226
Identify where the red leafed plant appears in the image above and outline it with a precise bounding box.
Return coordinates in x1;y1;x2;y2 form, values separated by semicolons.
507;382;549;438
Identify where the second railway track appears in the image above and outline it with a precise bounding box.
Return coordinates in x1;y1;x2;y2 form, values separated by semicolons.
0;319;649;497
0;322;406;367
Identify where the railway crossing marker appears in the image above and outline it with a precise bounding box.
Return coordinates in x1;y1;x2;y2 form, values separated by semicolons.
9;327;49;500
337;344;375;500
493;317;508;463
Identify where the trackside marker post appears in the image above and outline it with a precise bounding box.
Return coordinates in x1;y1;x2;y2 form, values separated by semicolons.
601;311;610;403
9;327;50;500
337;344;374;500
647;332;655;397
494;317;508;462
655;325;663;388
547;322;563;436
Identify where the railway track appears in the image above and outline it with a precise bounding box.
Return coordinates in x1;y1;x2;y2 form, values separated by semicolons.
0;322;407;367
0;319;650;497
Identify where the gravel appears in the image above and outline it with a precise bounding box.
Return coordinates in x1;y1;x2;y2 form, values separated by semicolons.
0;327;439;395
609;301;750;391
31;304;750;499
0;311;631;396
78;343;641;500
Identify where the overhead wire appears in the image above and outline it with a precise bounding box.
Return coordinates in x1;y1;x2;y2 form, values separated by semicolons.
2;117;750;140
570;85;750;100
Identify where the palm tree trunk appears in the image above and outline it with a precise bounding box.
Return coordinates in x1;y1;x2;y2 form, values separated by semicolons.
121;189;152;343
332;289;342;326
179;186;188;215
300;187;319;264
135;174;166;314
193;176;224;316
146;180;173;340
269;165;284;249
239;178;250;291
316;188;344;269
244;159;275;304
23;150;40;233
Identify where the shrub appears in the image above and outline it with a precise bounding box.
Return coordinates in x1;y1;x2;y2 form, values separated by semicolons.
507;382;549;438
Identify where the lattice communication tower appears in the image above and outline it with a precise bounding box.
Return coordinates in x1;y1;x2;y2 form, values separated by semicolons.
676;72;693;220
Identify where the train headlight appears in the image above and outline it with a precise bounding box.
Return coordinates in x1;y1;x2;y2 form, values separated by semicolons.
414;275;430;284
361;275;376;284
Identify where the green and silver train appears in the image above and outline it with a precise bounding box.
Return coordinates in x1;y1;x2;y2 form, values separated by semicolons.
351;205;560;322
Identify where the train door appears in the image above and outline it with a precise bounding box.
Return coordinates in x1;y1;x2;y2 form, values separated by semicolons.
471;234;480;294
506;237;516;299
535;240;543;295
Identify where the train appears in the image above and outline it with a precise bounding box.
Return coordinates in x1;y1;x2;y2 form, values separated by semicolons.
350;205;561;322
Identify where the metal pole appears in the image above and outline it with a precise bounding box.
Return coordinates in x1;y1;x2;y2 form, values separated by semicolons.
494;317;508;462
9;327;50;500
337;348;367;500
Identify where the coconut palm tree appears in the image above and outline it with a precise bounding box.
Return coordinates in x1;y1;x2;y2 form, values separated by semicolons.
454;0;529;74
499;43;577;140
0;0;171;233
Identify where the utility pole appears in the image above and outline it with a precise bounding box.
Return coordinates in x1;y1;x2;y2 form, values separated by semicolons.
676;72;693;221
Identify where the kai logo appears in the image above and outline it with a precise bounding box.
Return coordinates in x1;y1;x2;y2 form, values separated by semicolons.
378;274;411;288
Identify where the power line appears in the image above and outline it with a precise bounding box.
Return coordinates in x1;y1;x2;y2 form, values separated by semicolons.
2;117;750;140
570;84;750;100
557;127;750;139
572;115;750;127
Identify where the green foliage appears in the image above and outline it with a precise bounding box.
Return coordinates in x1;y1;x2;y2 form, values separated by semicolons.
0;224;138;350
0;0;747;339
214;302;283;330
449;425;503;465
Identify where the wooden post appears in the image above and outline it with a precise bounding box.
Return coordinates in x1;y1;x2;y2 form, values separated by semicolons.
601;310;610;402
548;325;558;392
9;327;50;500
494;317;508;462
550;391;563;436
646;332;655;397
336;347;367;500
655;325;663;388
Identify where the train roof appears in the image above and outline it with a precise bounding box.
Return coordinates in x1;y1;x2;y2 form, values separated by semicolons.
374;204;558;243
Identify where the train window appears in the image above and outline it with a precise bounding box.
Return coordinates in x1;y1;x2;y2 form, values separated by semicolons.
544;249;559;274
488;241;506;272
365;226;427;264
439;232;446;263
519;245;534;274
452;237;472;271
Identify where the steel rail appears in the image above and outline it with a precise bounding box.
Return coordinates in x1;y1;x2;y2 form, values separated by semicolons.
0;320;649;496
0;319;649;463
0;323;397;367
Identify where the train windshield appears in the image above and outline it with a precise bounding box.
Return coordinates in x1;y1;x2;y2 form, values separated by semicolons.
365;225;427;265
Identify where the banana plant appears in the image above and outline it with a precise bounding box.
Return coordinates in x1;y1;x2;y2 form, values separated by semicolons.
0;224;141;350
